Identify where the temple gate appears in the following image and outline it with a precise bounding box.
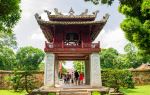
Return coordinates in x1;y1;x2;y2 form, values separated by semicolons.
35;8;109;88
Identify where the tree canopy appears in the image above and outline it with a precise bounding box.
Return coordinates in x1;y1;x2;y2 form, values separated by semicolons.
16;46;45;70
0;47;16;70
73;61;85;72
116;43;142;68
119;0;150;53
100;48;119;69
84;0;150;53
0;0;21;48
0;0;21;29
84;0;114;5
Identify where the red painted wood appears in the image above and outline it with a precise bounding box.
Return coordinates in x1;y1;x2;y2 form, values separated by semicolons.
43;22;101;60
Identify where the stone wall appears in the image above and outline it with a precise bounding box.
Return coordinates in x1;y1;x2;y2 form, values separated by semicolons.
0;70;150;89
131;69;150;85
0;70;44;89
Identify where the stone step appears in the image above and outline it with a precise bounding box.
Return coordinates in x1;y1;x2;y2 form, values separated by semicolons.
60;91;89;95
61;89;88;92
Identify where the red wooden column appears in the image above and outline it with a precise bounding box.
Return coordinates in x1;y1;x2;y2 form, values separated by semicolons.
81;31;84;48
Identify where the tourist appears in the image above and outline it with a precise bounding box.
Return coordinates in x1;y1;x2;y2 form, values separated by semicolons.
79;72;84;85
74;70;79;85
63;74;67;84
71;72;74;84
66;72;70;84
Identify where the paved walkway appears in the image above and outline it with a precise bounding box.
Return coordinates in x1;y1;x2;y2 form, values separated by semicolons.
29;85;109;95
60;84;91;89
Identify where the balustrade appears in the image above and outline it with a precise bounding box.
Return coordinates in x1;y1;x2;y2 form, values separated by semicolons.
45;41;100;49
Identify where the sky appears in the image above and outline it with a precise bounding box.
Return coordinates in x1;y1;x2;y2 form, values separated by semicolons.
13;0;129;68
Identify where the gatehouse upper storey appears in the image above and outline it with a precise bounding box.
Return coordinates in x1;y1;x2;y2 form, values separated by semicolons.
35;8;109;60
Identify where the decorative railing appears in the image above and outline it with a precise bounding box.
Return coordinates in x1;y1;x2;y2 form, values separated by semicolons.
45;41;100;49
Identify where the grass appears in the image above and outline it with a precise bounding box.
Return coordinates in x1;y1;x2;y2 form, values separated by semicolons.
120;85;150;95
0;90;27;95
92;91;101;95
0;90;56;95
91;85;150;95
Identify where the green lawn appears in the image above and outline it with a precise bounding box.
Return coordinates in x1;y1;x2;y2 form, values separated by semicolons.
120;85;150;95
0;90;27;95
92;85;150;95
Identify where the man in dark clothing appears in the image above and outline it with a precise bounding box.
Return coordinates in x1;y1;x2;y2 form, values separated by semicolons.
74;70;79;85
66;72;70;84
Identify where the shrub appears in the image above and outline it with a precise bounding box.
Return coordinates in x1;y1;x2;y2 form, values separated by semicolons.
102;69;134;92
11;71;38;93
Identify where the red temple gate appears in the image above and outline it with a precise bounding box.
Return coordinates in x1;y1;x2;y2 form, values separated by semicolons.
35;8;109;88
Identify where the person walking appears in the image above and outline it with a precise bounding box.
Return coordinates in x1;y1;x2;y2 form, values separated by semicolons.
63;74;67;84
74;70;79;85
79;72;84;85
66;72;70;84
71;72;74;84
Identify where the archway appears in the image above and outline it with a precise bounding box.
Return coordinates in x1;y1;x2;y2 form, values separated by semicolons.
55;61;87;87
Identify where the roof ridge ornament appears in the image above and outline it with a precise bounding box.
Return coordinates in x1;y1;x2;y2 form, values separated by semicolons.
35;13;42;21
93;10;99;17
44;10;51;16
80;9;88;16
69;7;75;16
102;13;110;22
54;8;63;15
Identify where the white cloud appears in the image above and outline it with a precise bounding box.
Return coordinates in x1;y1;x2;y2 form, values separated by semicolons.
63;61;74;69
30;31;45;41
94;28;129;53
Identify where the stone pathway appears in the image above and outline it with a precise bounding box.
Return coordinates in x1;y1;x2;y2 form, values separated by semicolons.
28;85;109;95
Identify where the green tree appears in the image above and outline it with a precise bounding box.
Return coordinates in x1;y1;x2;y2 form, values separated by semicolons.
136;50;150;64
115;43;140;69
62;65;67;74
12;46;45;93
119;0;150;53
0;47;16;70
16;46;45;70
123;43;142;68
73;61;85;72
84;0;114;5
102;69;134;92
100;48;118;69
60;61;67;74
0;0;21;48
85;0;150;53
114;54;130;69
116;43;150;69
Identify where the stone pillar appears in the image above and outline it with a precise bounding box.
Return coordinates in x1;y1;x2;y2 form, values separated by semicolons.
90;53;102;87
55;60;59;86
44;53;55;86
85;60;90;85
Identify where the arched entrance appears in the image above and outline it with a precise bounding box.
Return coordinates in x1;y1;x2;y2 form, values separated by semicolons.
44;52;102;88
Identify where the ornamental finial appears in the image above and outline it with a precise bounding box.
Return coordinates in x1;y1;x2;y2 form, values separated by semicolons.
93;10;99;17
54;8;62;15
35;13;41;21
69;7;75;16
103;13;109;21
44;10;51;16
80;9;88;16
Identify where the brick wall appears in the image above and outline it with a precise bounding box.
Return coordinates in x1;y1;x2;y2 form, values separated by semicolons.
131;69;150;85
0;70;150;89
0;70;44;89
